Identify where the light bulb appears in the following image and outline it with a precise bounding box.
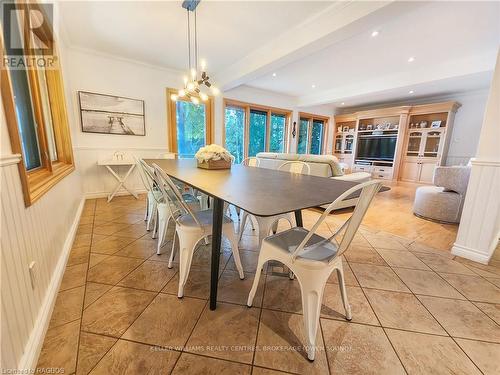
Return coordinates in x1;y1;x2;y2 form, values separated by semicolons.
210;86;220;95
200;59;206;71
178;89;186;97
200;92;208;101
183;76;188;85
186;82;194;91
191;68;196;79
170;94;178;101
191;96;199;105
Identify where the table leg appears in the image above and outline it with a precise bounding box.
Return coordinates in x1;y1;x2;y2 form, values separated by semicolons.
294;210;303;227
210;197;224;310
105;165;138;202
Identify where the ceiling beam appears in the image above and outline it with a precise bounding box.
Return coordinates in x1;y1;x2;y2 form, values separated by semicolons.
216;0;410;91
296;50;497;107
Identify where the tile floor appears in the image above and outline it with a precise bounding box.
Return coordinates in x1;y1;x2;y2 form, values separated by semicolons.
37;193;500;375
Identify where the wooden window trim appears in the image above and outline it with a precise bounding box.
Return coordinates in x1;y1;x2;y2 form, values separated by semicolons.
222;98;292;158
0;6;74;207
297;112;330;154
166;88;214;154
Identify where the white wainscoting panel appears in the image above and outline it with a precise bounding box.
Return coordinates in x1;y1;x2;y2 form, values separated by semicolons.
75;146;167;197
0;154;83;370
452;159;500;264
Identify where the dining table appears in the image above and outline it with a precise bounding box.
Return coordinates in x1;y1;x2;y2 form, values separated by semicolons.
145;158;387;310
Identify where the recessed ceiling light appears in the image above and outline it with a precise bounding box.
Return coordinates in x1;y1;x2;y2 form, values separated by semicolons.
408;56;415;63
409;90;414;94
272;73;277;77
311;84;316;88
371;30;379;37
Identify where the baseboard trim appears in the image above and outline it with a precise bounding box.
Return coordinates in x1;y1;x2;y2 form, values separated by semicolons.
85;189;146;199
18;197;85;371
451;243;491;265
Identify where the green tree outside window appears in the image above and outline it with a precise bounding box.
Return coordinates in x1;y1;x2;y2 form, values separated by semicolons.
270;113;286;152
248;110;267;157
176;101;206;158
224;106;245;163
310;120;324;155
297;119;309;154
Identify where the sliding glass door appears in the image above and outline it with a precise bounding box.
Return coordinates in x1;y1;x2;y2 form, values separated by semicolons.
224;100;290;161
297;115;328;155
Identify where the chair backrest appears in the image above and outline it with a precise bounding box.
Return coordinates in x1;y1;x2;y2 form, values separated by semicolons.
156;152;177;159
241;157;260;167
152;163;202;227
291;180;382;264
278;161;311;175
135;156;151;192
136;158;164;204
433;166;471;195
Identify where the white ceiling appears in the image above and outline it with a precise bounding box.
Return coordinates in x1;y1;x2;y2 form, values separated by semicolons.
248;1;500;106
59;1;331;72
60;1;500;108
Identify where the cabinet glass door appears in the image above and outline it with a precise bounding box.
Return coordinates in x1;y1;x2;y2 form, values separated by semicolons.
423;130;442;157
407;132;422;156
344;135;354;153
335;136;342;153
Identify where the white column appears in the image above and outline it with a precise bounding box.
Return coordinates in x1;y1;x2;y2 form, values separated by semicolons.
451;51;500;264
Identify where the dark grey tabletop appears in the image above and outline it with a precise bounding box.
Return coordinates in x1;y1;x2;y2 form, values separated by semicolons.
145;159;383;217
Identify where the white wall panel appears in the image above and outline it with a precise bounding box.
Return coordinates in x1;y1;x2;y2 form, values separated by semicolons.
0;155;83;370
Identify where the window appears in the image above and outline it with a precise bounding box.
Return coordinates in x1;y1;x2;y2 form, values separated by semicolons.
269;113;286;153
223;106;245;164
248;109;267;157
297;118;309;154
167;89;213;158
297;113;329;155
223;100;290;161
1;2;74;206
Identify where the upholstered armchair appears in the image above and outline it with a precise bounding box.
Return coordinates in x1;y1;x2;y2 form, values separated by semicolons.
413;166;471;223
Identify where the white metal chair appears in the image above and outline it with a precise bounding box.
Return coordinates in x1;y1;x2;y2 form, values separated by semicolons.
135;156;161;232
238;160;310;247
277;160;311;175
155;152;209;209
241;157;260;167
152;164;245;297
138;159;200;254
247;180;383;361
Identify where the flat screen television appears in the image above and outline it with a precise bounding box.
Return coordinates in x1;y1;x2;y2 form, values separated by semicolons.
356;136;397;161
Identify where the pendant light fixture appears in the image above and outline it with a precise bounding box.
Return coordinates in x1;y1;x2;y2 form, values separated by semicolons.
171;0;218;104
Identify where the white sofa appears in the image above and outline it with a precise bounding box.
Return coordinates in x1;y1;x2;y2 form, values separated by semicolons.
256;152;371;209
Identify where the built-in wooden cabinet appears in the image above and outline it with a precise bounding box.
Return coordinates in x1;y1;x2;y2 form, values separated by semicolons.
399;103;460;183
333;101;460;183
400;157;436;183
333;116;356;171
